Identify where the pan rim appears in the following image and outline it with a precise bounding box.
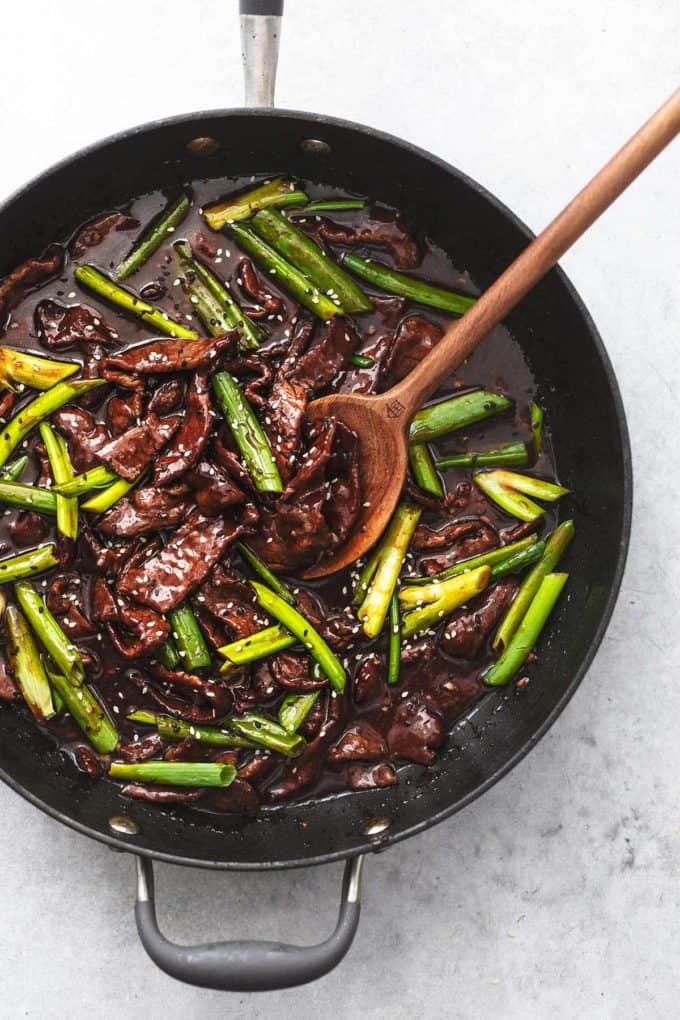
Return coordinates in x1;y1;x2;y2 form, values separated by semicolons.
0;106;633;870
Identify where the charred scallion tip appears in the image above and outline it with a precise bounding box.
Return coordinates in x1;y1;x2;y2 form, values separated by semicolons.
530;401;544;461
0;456;29;482
0;544;58;585
39;422;77;540
115;193;191;280
15;580;85;685
81;475;137;513
229;223;341;321
399;565;491;639
235;541;294;604
251;580;347;693
409;390;512;444
47;670;118;753
218;624;296;671
489;540;546;579
278;691;320;734
228;712;306;757
54;464;118;498
0;378;106;470
212;371;283;494
169;604;211;671
0;480;57;516
174;240;263;350
74;265;199;340
484;572;568;687
289;199;366;215
127;710;258;749
387;593;401;685
342;253;477;315
409;442;444;498
349;353;374;368
474;469;569;522
354;503;422;639
108;761;237;788
251;208;373;314
436;441;529;471
493;521;575;651
0;347;78;392
404;534;540;584
203;178;307;230
5;605;55;721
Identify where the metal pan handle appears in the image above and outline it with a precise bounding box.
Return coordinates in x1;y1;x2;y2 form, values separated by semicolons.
134;854;364;991
240;0;283;108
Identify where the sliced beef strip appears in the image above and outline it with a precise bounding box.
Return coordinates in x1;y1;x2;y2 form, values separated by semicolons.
347;763;398;790
265;692;345;802
327;721;388;764
115;732;164;763
382;315;443;385
211;777;260;814
442;579;518;659
52;406;111;473
289;317;360;392
9;512;48;547
237;257;284;315
70;211;138;257
98;486;195;537
34;300;115;350
46;574;96;639
95;413;181;481
387;696;444;765
92;577;170;658
121;784;207;805
188;461;246;516
0;248;63;325
304;208;420;268
146;378;184;416
0;659;18;701
324;420;361;544
147;664;233;718
223;355;274;408
106;391;143;435
270;652;327;692
103;335;234;387
117;511;245;613
354;654;384;704
197;566;264;640
154;372;214;486
419;522;499;575
412;518;485;551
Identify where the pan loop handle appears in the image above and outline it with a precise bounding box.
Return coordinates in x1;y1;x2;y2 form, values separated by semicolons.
134;853;364;991
240;0;284;108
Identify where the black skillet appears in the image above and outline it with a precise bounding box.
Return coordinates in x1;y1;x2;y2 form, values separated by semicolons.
0;0;632;991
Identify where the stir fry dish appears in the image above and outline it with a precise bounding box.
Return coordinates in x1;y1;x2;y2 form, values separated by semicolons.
0;176;572;812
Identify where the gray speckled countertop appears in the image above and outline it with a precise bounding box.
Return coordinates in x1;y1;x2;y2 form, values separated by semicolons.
1;2;678;1017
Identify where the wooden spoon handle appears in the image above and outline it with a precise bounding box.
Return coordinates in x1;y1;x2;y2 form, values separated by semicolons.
390;88;680;418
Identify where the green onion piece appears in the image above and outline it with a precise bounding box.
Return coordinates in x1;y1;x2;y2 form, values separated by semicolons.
474;469;569;522
0;378;106;469
410;390;512;444
490;540;546;579
0;347;78;392
54;464;118;498
127;710;257;749
47;670;118;753
387;593;401;685
212;371;283;494
0;544;58;585
5;605;55;721
493;521;574;651
39;422;77;540
400;565;491;640
342;253;476;315
290;199;366;214
251;208;373;313
1;456;29;481
349;353;374;368
174;240;263;350
81;475;136;513
251;581;346;692
530;401;544;461
203;178;306;229
116;194;191;280
228;712;306;757
0;480;57;515
218;624;295;671
409;442;444;498
169;603;211;671
278;692;320;734
109;761;237;787
404;534;539;584
15;580;85;685
229;223;342;320
436;442;529;470
155;638;180;670
355;503;422;638
235;540;293;603
484;573;568;686
74;265;199;340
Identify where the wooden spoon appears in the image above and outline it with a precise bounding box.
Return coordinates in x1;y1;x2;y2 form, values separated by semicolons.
303;88;680;579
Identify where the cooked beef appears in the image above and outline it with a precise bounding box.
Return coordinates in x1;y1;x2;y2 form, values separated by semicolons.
35;300;115;350
95;413;181;480
70;211;138;257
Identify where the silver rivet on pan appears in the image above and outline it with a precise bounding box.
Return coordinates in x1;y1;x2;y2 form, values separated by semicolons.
361;816;392;836
108;815;140;836
185;136;221;157
299;138;332;158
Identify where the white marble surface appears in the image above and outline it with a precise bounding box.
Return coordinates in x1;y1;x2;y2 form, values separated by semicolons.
1;1;678;1016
